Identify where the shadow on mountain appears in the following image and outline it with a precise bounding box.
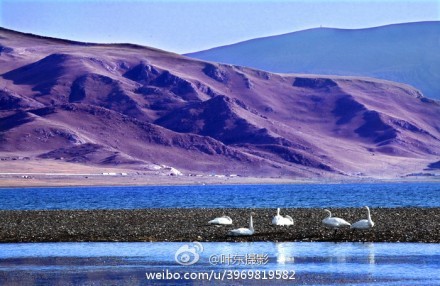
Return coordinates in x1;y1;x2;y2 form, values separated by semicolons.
332;95;366;125
123;62;160;84
156;95;281;145
293;77;338;89
355;111;397;144
0;111;35;132
2;53;71;95
69;73;145;120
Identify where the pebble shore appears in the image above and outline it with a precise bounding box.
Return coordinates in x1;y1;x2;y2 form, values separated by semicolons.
1;208;439;243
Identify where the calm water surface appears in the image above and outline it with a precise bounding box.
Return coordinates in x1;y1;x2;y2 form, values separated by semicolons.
0;242;439;285
1;183;439;285
0;183;439;209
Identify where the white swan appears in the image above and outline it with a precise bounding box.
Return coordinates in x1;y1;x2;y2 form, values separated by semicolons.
228;212;254;236
272;208;294;226
351;206;374;230
322;209;351;231
208;215;233;225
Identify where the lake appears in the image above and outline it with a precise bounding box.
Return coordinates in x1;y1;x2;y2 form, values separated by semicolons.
0;182;439;210
0;242;439;285
1;183;439;285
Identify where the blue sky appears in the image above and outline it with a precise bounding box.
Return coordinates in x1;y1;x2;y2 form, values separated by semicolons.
1;0;438;53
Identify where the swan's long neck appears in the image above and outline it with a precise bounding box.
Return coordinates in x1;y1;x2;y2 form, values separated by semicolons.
325;209;332;219
249;215;254;230
366;207;372;222
277;208;280;216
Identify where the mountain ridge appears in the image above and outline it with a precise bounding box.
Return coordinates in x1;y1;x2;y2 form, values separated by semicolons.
186;21;440;100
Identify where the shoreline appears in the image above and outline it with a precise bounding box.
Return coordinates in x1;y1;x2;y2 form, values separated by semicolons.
0;173;438;188
1;208;439;243
1;160;438;188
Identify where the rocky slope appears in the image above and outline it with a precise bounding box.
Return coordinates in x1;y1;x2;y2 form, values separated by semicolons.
1;28;439;179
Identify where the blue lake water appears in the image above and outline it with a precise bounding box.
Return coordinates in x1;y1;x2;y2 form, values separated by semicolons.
0;183;439;210
1;183;439;285
0;242;439;285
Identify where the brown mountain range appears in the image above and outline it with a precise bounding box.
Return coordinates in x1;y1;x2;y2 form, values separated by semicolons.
1;28;439;179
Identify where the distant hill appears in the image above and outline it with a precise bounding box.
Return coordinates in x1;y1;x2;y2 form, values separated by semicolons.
186;22;440;100
1;27;440;179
